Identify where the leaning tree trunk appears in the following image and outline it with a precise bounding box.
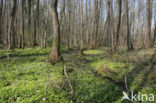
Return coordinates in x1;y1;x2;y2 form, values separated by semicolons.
50;0;62;62
144;0;152;48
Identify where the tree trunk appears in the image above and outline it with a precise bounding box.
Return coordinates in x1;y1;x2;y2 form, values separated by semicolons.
115;0;122;50
107;0;115;53
125;0;134;50
28;0;32;45
144;0;152;48
80;0;84;54
21;0;25;49
152;20;156;46
9;0;17;50
0;0;4;47
50;0;62;62
93;0;99;48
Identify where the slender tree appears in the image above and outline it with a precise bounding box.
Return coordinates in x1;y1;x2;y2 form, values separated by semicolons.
93;0;99;48
115;0;122;50
144;0;152;48
80;0;84;54
125;0;134;50
28;0;32;45
153;20;156;46
9;0;18;50
50;0;62;61
21;0;25;49
0;0;4;47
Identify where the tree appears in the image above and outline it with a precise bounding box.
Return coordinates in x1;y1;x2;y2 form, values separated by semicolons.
28;0;32;45
50;0;62;61
80;0;84;54
9;0;17;50
33;0;40;47
21;0;25;49
0;0;4;47
41;0;49;48
125;0;134;50
107;0;115;53
152;20;156;46
144;0;152;48
93;0;99;48
115;0;122;50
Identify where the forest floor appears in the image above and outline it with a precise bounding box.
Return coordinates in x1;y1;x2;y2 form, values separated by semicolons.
0;47;156;103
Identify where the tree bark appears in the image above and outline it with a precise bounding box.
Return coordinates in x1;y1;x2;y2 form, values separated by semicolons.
80;0;84;54
93;0;99;48
0;0;4;47
21;0;25;49
28;0;32;45
115;0;122;50
125;0;134;50
9;0;18;50
144;0;152;48
152;20;156;46
50;0;62;62
107;0;115;53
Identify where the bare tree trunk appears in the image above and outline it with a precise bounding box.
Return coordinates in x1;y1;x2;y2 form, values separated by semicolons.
9;0;17;50
115;0;122;50
125;0;134;50
37;0;40;45
107;0;115;53
28;0;32;45
41;0;49;48
144;0;152;48
93;0;99;48
21;0;25;49
33;15;37;47
0;0;4;47
80;0;84;54
152;20;156;46
50;0;62;62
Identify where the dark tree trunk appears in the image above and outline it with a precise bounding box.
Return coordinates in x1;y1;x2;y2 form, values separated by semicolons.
21;0;25;49
33;16;37;47
9;0;18;50
50;0;62;62
80;0;84;55
152;20;156;46
28;0;31;44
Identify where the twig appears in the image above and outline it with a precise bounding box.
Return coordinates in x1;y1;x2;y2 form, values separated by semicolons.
125;76;129;91
64;65;74;93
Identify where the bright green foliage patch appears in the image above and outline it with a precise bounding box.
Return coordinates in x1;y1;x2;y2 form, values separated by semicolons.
84;49;104;55
0;55;70;103
90;59;135;80
0;46;68;57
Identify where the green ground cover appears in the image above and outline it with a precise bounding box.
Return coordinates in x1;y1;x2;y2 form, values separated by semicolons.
0;47;156;103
